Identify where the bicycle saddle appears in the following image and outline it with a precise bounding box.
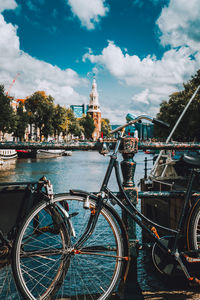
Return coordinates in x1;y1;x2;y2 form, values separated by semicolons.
182;154;200;168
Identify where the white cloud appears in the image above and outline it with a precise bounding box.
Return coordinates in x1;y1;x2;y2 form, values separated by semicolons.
82;0;200;121
67;0;109;30
83;40;200;110
157;0;200;51
0;0;17;13
134;89;150;105
0;13;86;106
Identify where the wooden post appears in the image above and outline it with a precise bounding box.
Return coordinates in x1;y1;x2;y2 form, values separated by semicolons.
119;137;142;299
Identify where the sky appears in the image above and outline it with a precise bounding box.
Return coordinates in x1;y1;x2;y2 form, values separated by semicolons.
1;0;200;124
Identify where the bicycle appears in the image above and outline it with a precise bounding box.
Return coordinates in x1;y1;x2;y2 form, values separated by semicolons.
12;115;200;300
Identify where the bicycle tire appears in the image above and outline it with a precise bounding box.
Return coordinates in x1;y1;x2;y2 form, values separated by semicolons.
186;197;200;250
13;193;126;300
12;196;71;300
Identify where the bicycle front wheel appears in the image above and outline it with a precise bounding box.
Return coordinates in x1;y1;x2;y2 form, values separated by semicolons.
13;194;125;300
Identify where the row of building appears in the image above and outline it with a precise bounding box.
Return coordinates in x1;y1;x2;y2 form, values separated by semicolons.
1;78;154;142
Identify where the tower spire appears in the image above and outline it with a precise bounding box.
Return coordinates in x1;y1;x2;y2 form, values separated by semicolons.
87;78;101;141
88;77;101;112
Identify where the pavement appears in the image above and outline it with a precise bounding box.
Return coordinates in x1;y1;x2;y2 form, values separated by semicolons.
143;290;200;299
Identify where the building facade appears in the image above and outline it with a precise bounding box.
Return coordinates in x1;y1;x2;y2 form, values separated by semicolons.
70;104;88;118
87;78;101;141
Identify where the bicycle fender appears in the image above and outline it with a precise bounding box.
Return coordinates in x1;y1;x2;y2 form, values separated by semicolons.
70;189;98;199
56;202;76;238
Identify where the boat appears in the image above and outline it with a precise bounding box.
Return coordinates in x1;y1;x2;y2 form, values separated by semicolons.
63;150;72;156
144;150;151;154
16;149;35;158
35;149;65;159
0;149;17;160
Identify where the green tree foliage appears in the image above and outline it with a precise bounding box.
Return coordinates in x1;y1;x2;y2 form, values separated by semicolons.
0;85;16;139
101;118;111;137
155;70;200;141
69;119;83;137
13;101;29;141
25;91;54;140
52;104;67;139
80;114;95;139
59;108;83;139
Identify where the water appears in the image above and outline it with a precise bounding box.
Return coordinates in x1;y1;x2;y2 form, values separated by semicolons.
0;151;121;193
0;150;172;298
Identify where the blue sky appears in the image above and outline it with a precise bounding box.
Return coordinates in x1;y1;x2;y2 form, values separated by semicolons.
1;0;200;123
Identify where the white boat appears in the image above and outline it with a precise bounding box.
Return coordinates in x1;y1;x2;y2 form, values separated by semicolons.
63;150;72;156
0;149;17;160
36;149;65;159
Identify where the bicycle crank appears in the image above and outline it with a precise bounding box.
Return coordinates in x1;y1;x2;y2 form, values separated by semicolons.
152;236;182;277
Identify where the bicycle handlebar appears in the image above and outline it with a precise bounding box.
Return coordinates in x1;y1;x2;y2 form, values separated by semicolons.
110;115;169;134
152;118;170;128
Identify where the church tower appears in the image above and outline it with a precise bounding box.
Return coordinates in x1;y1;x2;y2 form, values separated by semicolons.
87;78;101;141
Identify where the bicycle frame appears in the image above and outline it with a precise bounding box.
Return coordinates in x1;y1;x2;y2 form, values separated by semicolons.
69;114;200;282
77;132;196;259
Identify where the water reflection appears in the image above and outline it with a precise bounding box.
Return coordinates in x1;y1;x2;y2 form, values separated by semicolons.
0;159;17;179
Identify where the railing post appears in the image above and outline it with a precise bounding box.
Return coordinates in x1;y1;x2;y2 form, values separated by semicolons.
144;157;148;180
119;137;142;299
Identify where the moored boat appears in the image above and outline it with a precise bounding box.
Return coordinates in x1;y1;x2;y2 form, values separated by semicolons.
63;150;72;156
0;149;17;160
16;149;35;158
36;149;65;159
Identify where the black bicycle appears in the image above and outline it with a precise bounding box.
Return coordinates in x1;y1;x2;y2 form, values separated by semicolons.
12;115;200;300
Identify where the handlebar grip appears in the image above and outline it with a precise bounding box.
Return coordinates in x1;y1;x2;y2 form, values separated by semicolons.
152;118;170;128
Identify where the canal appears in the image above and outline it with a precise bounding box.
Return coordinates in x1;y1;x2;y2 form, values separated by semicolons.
0;150;182;299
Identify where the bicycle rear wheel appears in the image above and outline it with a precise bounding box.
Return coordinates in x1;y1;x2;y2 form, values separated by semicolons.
186;197;200;250
13;193;126;300
12;198;70;300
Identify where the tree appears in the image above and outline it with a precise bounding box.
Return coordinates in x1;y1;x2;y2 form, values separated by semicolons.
101;118;111;138
40;95;54;140
13;101;29;141
52;104;67;140
0;85;16;139
80;114;95;139
69;119;83;138
58;108;83;139
155;69;200;141
25;91;54;141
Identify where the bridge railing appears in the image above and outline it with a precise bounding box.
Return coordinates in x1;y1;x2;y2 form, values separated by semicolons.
1;140;200;150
